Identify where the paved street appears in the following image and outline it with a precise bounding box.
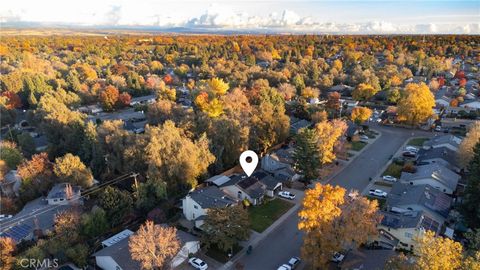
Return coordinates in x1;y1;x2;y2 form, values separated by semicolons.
234;125;434;270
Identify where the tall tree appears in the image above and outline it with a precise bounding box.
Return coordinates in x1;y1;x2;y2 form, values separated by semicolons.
462;141;480;229
458;122;480;168
397;83;435;126
298;184;381;268
99;186;133;227
314;119;347;165
202;205;250;252
0;237;15;270
414;231;463;270
145;121;215;192
351;106;373;124
80;207;109;238
129;221;180;270
293;128;321;181
53;153;94;188
352;83;378;101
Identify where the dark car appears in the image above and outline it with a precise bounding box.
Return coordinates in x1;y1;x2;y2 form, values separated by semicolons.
402;151;416;158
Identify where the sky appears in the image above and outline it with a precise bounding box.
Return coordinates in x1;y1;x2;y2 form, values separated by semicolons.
1;0;479;34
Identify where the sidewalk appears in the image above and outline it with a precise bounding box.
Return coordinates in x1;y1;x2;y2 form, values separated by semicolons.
218;198;303;270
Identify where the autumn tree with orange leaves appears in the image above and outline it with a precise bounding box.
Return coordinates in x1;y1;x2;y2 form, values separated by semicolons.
129;221;180;270
351;106;373;124
298;184;381;268
0;237;15;270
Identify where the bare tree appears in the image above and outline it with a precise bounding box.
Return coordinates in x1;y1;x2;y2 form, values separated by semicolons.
129;221;181;270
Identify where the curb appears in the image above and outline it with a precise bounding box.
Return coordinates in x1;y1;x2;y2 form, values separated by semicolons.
324;128;383;184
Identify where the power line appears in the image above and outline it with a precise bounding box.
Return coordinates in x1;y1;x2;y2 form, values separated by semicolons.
0;172;138;233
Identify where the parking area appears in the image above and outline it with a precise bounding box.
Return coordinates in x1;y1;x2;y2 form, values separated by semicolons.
175;253;223;270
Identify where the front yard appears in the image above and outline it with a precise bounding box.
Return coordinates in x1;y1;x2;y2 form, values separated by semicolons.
205;244;243;263
407;137;429;147
249;198;294;233
350;141;367;151
382;163;403;178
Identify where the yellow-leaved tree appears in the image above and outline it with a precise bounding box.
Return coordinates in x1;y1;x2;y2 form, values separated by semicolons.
414;230;463;270
352;83;378;101
208;77;229;96
298;184;381;268
314;119;347;165
397;82;435;126
458;122;480;168
351;106;373;124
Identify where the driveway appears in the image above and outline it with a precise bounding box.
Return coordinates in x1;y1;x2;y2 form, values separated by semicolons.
232;125;434;270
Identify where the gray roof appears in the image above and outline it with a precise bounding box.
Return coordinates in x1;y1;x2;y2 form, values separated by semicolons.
2;170;20;185
224;174;266;199
400;164;460;191
380;210;440;233
188;186;234;209
93;226;198;270
47;183;81;200
251;171;282;190
0;197;73;242
205;175;231;187
423;135;462;148
417;147;459;168
339;249;396;270
387;183;452;218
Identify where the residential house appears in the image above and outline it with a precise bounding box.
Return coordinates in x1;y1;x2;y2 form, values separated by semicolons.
461;101;480;110
290;117;312;134
0;170;21;197
129;94;156;106
0;197;76;243
400;164;460;195
182;186;235;228
261;147;300;182
386;183;452;225
46;183;82;205
338;249;396;270
251;171;283;197
416;146;460;172
93;227;200;270
423;135;462;152
377;210;441;250
218;174;266;205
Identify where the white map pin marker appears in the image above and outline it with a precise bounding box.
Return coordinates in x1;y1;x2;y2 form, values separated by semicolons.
239;150;258;177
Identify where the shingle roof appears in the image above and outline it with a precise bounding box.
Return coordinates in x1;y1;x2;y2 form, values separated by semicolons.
188;186;234;209
400;164;460;191
387;183;452;218
423;135;462;148
46;183;81;200
417;147;459;168
251;171;281;190
380;210;440;233
339;249;396;270
226;174;266;199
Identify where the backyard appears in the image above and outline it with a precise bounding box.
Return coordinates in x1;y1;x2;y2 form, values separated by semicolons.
248;198;294;233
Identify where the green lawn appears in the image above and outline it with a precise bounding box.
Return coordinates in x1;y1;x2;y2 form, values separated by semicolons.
407;137;429;147
205;244;242;263
382;163;403;178
249;198;294;233
350;141;367;151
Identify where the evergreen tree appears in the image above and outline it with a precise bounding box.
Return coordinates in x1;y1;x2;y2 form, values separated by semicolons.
462;141;480;229
293;128;321;182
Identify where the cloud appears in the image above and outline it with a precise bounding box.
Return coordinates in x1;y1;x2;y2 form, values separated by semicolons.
105;5;121;25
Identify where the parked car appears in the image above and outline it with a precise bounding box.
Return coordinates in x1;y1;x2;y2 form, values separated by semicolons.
288;257;301;269
405;146;419;153
279;191;296;200
402;151;417;158
359;135;369;141
369;189;387;197
189;257;208;270
331;252;345;263
435;125;442;132
382;175;397;182
277;264;292;270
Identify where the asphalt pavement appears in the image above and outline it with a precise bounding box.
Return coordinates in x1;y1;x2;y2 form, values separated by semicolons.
233;125;434;270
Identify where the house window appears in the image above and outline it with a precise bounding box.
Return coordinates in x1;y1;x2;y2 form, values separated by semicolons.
405;232;413;238
193;205;198;209
53;199;58;202
237;191;242;199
